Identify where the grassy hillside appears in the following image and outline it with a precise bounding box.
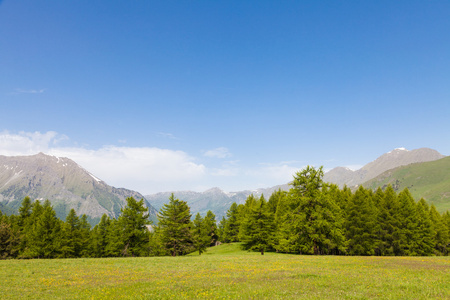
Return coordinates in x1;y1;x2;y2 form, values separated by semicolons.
1;243;449;299
363;156;450;213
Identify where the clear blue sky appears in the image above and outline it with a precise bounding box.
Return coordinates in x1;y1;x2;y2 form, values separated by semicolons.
1;1;449;194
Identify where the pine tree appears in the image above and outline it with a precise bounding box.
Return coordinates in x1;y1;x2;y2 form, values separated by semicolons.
429;205;449;255
277;166;346;255
60;208;81;258
345;186;379;255
91;214;111;257
22;200;62;258
376;185;400;256
396;189;419;255
239;195;274;255
104;218;124;257
414;199;434;256
0;217;12;259
192;213;210;255
222;202;240;242
204;210;219;247
79;214;92;257
118;197;151;257
158;194;193;256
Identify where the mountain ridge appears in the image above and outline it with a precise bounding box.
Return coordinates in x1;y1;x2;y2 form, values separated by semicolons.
323;147;445;187
362;156;450;212
0;153;157;224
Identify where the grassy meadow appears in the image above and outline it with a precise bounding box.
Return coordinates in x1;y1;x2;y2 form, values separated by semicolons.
0;243;449;299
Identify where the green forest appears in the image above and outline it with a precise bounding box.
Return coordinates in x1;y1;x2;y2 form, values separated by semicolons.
1;166;449;259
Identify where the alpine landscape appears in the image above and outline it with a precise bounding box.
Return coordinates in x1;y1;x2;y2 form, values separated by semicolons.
1;1;450;299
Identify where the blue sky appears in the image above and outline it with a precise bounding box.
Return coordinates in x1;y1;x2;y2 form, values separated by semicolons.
1;1;449;194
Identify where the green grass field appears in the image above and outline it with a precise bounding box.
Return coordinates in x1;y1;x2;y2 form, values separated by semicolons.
1;243;449;299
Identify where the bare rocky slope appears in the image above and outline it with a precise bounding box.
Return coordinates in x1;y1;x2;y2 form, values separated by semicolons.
0;153;157;224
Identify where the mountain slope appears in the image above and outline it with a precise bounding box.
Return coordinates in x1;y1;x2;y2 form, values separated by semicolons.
324;148;445;187
0;153;157;224
362;156;450;213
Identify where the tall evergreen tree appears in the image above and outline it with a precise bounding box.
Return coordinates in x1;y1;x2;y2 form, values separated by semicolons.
192;213;210;255
277;166;346;255
204;210;219;247
429;205;449;255
396;189;419;255
376;185;400;256
345;186;379;255
158;194;193;256
22;200;62;258
239;195;274;255
118;197;151;257
414;199;435;256
91;214;111;257
222;202;240;242
60;208;81;258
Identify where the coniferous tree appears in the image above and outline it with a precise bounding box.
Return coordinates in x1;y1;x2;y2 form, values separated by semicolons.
396;189;419;255
414;199;435;256
79;214;92;257
239;195;274;255
60;208;81;258
104;218;124;257
118;197;151;257
192;213;210;255
91;214;111;257
345;186;379;255
0;216;12;259
222;202;240;242
218;216;226;243
429;205;449;255
376;185;400;256
204;210;219;247
277;166;346;255
22;200;62;258
158;194;193;256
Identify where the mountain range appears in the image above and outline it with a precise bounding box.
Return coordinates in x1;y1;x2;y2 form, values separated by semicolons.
0;147;447;224
0;153;158;224
146;147;447;219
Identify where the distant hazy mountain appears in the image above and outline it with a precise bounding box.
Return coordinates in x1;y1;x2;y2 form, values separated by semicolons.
363;156;450;213
323;148;445;188
145;184;289;220
0;153;157;224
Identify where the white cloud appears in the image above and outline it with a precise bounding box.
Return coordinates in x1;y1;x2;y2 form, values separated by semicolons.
0;131;206;194
13;88;46;94
254;162;302;183
203;147;232;158
157;132;179;140
0;130;62;155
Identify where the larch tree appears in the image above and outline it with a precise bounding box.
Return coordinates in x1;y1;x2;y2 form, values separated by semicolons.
158;194;193;256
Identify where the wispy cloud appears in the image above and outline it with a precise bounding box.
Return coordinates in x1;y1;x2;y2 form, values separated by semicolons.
203;147;232;158
157;132;179;140
12;88;46;95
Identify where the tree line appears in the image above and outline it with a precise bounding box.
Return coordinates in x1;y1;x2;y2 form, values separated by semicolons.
1;166;449;259
0;193;221;259
220;166;450;256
